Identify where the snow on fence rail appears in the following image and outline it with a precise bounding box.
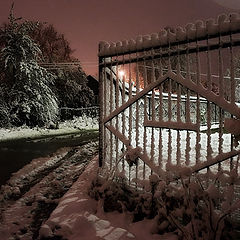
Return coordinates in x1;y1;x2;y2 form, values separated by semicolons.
99;13;240;219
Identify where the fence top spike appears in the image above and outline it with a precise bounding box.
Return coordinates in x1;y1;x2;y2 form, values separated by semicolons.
98;12;240;57
218;14;228;24
176;26;186;41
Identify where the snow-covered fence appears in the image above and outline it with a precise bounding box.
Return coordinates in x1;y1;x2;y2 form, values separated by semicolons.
98;14;240;198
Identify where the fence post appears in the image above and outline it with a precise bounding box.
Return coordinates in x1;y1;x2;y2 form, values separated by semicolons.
98;49;103;167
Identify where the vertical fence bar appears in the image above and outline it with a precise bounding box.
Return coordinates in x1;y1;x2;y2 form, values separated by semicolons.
167;34;172;167
218;35;224;98
158;51;163;168
129;55;133;145
185;42;191;166
167;78;172;166
176;43;181;166
207;101;212;161
207;37;212;91
115;60;120;170
143;52;148;179
98;54;104;167
218;107;223;170
206;100;211;184
229;33;235;171
121;56;126;173
176;83;181;166
136;53;140;148
103;60;107;166
196;38;201;165
135;52;140;181
109;58;114;170
230;33;236;104
206;34;212;181
128;55;132;177
151;51;156;168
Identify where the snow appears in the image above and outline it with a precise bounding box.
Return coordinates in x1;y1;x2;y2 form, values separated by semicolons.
39;157;134;240
0;139;99;239
0;115;99;142
0;125;239;239
35;156;176;240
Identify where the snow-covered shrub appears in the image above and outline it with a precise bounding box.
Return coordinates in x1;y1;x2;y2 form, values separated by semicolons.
60;106;98;121
150;166;240;240
8;61;59;127
53;71;94;110
90;162;240;239
0;5;59;127
0;85;10;127
0;106;9;127
89;172;138;214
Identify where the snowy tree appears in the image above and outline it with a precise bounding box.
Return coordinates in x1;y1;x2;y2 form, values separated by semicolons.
53;69;94;109
30;23;95;111
0;84;10;127
0;4;59;127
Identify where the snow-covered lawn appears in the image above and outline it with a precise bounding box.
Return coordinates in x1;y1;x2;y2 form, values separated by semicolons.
0;116;99;142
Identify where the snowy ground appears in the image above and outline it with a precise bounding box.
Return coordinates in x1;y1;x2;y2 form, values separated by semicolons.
0;115;99;143
0;116;101;239
40;156;177;240
1;115;239;240
0;141;99;240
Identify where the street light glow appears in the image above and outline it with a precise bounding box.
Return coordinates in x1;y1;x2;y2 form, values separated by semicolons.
119;70;125;77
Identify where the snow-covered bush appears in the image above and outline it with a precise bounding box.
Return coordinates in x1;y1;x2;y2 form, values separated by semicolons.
90;163;240;239
53;70;94;110
8;61;58;127
0;5;59;127
0;103;10;127
151;167;240;240
0;85;10;127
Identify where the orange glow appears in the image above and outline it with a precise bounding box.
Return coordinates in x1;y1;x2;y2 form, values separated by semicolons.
119;70;125;77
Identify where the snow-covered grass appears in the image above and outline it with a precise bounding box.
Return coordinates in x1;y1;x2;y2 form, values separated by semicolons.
0;115;99;142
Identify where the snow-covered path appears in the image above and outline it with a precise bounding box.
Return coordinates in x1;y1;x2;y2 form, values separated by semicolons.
0;141;98;240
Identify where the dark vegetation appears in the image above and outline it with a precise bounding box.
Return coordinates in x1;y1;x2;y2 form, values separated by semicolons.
0;4;94;128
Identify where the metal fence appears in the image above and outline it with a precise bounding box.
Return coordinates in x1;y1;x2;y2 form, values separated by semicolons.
98;14;240;206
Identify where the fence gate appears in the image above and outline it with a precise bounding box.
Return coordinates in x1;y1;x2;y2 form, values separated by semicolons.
98;14;240;193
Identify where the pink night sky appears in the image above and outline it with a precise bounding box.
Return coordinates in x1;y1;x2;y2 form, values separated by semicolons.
0;0;239;77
